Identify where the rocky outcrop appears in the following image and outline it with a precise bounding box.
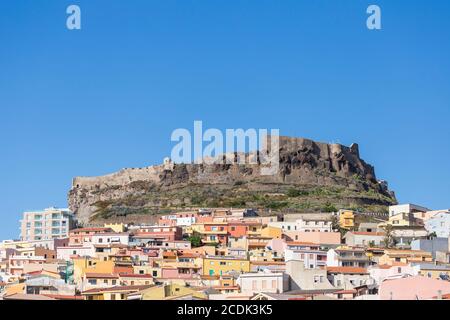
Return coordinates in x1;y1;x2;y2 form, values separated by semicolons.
68;136;396;223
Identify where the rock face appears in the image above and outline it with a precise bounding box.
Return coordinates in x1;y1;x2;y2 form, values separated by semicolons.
68;136;396;223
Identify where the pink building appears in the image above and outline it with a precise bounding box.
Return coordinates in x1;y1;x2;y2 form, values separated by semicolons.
283;231;341;245
379;275;450;300
134;226;183;242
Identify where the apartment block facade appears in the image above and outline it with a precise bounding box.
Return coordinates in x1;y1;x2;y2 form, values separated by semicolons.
20;208;76;241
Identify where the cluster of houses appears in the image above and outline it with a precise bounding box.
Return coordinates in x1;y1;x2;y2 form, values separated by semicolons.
1;204;450;300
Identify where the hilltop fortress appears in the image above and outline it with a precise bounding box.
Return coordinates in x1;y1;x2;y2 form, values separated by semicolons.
69;136;396;223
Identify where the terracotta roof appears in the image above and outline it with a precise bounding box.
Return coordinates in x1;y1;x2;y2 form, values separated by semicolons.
82;284;153;294
286;241;319;246
70;227;112;233
119;273;153;279
3;293;56;300
351;232;385;236
251;261;285;265
334;289;357;294
179;253;200;258
85;273;119;279
336;247;365;252
42;294;84;300
377;264;393;269
326;267;368;274
163;251;177;256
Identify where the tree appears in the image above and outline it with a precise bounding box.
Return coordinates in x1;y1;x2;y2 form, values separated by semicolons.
331;214;347;238
188;232;202;248
382;224;395;248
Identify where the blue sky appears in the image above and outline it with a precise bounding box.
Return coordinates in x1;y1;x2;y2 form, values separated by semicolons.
0;0;449;239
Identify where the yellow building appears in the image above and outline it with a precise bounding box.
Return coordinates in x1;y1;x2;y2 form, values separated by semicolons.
387;212;419;227
203;256;250;276
246;223;264;237
249;248;282;262
133;265;160;278
260;226;282;239
378;249;433;265
3;282;25;297
134;283;207;300
104;223;126;233
73;257;115;284
339;210;355;230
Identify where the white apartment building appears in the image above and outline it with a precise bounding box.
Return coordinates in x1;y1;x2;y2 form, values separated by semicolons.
20;207;76;241
388;204;430;217
237;270;285;295
268;216;332;233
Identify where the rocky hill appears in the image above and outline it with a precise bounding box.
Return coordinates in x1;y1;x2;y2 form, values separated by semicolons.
68;136;396;223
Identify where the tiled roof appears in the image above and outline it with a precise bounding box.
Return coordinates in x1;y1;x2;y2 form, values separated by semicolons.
42;294;84;300
326;267;368;274
334;289;357;294
351;232;385;236
81;284;153;294
85;273;119;279
119;273;153;278
286;241;320;246
70;227;112;233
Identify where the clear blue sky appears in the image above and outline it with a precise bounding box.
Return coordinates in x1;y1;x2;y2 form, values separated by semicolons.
1;1;449;239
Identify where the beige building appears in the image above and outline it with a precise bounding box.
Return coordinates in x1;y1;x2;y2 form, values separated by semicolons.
20;207;76;241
